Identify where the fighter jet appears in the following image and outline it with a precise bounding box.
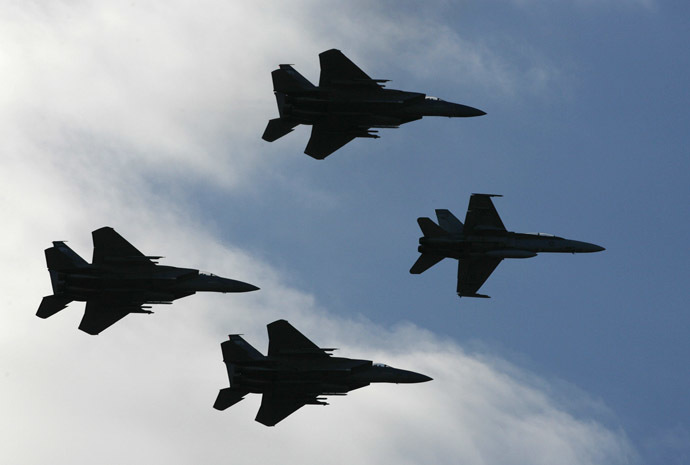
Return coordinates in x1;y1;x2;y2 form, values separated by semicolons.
213;319;432;426
411;194;605;298
262;48;485;159
37;227;259;335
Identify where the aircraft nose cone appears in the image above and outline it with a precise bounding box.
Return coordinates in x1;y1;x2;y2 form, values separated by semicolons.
223;278;260;293
580;242;605;253
412;373;433;383
234;281;260;293
455;103;486;117
398;369;433;384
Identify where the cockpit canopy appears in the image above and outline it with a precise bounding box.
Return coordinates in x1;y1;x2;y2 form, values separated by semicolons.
199;271;218;277
425;95;442;101
373;363;390;368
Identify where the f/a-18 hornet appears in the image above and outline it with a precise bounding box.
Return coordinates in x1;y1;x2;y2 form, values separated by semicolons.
411;194;605;298
37;227;259;335
214;319;432;426
262;48;485;159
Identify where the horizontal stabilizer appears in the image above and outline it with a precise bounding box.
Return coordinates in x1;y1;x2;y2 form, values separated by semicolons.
417;217;448;238
410;254;444;274
262;118;299;142
36;295;72;319
213;388;248;411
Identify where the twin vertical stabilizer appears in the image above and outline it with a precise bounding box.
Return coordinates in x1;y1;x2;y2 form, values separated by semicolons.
435;209;463;234
411;210;464;274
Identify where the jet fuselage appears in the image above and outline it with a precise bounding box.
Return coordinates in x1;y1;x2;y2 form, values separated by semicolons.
49;265;258;303
229;357;431;395
280;88;484;129
418;231;605;261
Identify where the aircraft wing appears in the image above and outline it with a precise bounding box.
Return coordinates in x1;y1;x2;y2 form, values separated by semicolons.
304;125;357;159
255;390;314;427
318;49;382;89
91;227;157;267
78;300;143;335
267;319;330;358
463;194;506;234
457;258;502;297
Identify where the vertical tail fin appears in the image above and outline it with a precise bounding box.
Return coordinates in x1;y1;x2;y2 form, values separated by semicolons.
220;335;265;374
412;217;449;274
274;91;289;118
263;67;308;142
215;335;257;410
417;218;448;237
435;209;463;234
45;242;88;271
44;242;87;296
221;335;264;362
271;64;316;93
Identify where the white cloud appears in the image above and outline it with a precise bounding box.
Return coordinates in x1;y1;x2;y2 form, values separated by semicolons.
1;0;561;197
0;2;641;464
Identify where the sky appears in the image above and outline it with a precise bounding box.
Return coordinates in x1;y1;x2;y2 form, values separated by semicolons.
1;1;688;464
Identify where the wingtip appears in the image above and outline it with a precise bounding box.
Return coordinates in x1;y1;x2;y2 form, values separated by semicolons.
457;293;491;299
470;193;502;198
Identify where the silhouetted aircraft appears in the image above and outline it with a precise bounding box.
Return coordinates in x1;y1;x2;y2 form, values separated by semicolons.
214;319;432;426
37;227;259;335
410;194;605;298
262;48;485;159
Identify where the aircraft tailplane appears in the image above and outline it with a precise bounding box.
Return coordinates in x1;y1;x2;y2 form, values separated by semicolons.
410;254;444;274
213;388;248;411
262;117;298;142
36;295;72;319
